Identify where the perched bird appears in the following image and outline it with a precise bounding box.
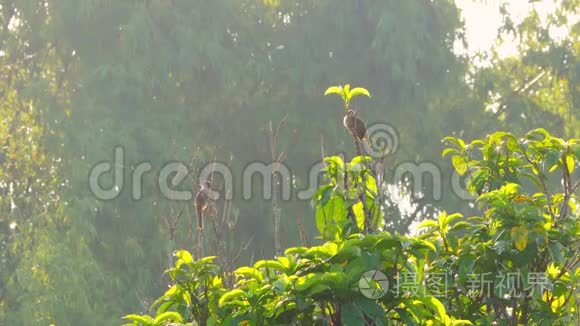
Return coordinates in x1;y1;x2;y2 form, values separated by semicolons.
343;109;367;143
194;181;212;229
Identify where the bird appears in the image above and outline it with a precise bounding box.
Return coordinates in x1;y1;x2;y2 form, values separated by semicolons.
343;109;367;143
194;180;212;229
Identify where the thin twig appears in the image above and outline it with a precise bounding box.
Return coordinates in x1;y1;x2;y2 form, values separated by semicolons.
295;215;309;247
269;115;288;255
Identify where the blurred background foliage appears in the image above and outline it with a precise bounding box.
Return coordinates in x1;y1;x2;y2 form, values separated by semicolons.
0;0;577;324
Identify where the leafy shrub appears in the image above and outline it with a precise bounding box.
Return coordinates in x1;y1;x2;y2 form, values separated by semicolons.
124;128;578;325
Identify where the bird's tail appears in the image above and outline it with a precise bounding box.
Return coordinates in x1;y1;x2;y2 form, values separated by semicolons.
362;137;372;155
196;205;203;229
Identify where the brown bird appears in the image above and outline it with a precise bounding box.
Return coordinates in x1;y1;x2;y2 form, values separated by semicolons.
343;109;367;142
194;180;212;229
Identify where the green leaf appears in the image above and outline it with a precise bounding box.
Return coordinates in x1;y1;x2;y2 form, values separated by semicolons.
219;289;247;307
545;149;560;171
295;273;324;291
421;296;450;325
441;148;457;158
285;246;308;255
313;184;334;205
320;271;347;288
122;314;154;325
332;245;362;262
340;302;366;325
412;239;437;252
357;300;388;323
349;87;371;99
547;241;564;265
489;131;510;144
234;267;264;282
305;242;339;258
511;225;528;252
456;138;466;150
340;299;387;326
198;256;217;264
441;213;463;231
449;221;470;231
350;155;372;166
395;307;416;324
565;154;574;173
315;196;347;238
571;143;580;160
254;260;286;273
153;311;183;324
174;250;193;268
352;201;365;230
457;255;476;280
569;200;578;214
273;299;297;318
506;136;519;152
526;128;550;140
324;155;345;170
366;177;379;201
324;86;343;96
372;236;402;251
451;155;468;176
305;283;330;296
150;296;171;314
442;136;460;146
416;219;438;230
163;284;180;298
343;84;351;97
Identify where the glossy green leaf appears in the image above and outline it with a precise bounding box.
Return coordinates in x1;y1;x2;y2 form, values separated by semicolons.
324;86;343;96
349;87;371;99
122;314;154;325
153;311;183;324
417;219;438;230
451;155;468;175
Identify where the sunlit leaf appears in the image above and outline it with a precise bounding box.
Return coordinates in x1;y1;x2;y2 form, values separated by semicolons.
254;260;286;273
349;87;371;99
421;296;450;325
219;289;247;307
343;84;351;97
122;314;154;325
324;86;343;96
234;267;264;282
511;225;528;251
565;154;574;173
174;250;193;263
417;219;438;230
441;148;457;158
153;311;183;324
451;155;468;175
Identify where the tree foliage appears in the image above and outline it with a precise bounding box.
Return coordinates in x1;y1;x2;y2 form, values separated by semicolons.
124;128;579;325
